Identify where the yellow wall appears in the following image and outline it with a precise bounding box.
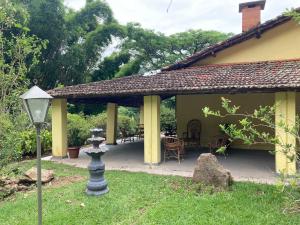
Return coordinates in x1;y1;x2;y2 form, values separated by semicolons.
176;93;275;150
195;21;300;65
275;92;297;174
52;99;67;158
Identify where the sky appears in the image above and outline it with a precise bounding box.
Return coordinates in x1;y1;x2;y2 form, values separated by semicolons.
64;0;299;35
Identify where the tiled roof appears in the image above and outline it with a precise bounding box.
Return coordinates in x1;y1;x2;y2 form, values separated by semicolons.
48;59;300;99
162;11;296;71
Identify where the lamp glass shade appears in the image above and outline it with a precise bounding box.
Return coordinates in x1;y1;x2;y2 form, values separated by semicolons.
20;85;53;124
25;98;50;123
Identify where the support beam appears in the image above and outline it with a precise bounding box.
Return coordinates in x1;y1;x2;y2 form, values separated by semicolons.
144;96;161;164
106;103;118;145
139;105;144;124
275;92;297;175
52;99;67;158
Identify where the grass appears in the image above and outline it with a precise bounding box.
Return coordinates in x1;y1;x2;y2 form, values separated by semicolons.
0;161;299;225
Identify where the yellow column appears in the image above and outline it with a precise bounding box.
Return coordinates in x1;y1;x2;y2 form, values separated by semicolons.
144;96;161;164
275;92;297;175
106;103;118;145
139;105;144;124
52;99;67;158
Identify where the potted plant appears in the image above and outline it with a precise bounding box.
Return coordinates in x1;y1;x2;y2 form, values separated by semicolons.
67;114;90;158
68;127;85;158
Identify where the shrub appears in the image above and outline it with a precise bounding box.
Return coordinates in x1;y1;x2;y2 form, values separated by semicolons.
0;113;52;168
0;113;23;167
160;106;176;134
67;113;92;147
17;129;52;156
88;112;107;130
118;107;138;135
118;115;137;135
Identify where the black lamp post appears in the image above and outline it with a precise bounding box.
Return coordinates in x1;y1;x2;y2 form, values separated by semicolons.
20;85;53;225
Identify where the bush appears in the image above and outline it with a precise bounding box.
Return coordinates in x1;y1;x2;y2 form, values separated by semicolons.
67;113;92;147
118;107;138;135
88;112;107;130
0;113;23;167
160;106;176;135
0;113;51;168
17;129;52;156
118;115;137;135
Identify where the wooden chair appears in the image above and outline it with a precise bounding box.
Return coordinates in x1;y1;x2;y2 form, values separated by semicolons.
163;137;185;163
120;127;134;143
182;119;201;148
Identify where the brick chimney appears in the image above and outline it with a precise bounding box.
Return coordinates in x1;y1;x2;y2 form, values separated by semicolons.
239;0;266;32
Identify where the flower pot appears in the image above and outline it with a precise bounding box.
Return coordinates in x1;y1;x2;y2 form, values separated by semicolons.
68;147;80;158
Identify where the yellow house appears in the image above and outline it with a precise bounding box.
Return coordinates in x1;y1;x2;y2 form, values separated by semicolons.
48;0;300;175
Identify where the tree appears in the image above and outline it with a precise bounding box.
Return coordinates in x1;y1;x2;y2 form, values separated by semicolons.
0;1;45;167
0;1;45;114
13;0;231;89
14;0;125;89
115;23;232;76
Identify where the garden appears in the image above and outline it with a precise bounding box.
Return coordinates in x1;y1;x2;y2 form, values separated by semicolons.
1;161;300;225
1;1;300;225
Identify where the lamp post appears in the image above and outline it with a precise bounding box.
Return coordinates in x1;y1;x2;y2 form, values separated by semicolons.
20;86;53;225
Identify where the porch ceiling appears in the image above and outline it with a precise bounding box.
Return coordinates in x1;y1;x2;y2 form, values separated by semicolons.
48;59;300;104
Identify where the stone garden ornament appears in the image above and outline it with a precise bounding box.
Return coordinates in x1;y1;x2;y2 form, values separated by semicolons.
84;128;109;196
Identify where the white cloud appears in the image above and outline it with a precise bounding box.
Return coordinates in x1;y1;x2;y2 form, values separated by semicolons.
64;0;299;34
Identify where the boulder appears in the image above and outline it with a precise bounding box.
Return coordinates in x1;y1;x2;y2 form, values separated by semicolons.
193;153;233;188
24;167;54;183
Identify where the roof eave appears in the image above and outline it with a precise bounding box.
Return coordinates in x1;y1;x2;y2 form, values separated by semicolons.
162;14;292;71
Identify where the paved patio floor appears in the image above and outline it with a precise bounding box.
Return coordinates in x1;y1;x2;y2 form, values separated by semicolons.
45;140;282;184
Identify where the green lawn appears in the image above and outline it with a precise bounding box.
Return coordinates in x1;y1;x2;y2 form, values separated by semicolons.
0;161;299;225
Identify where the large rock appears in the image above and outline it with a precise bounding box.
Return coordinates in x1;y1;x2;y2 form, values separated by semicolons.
193;153;233;188
24;167;54;183
0;177;30;200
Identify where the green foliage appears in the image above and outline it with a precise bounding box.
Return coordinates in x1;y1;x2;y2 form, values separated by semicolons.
66;107;139;147
117;107;138;135
18;0;125;88
118;106;138;118
118;115;137;135
160;105;176;134
0;1;45;114
0;2;44;168
115;58;142;78
113;24;232;76
168;29;232;58
285;9;300;23
17;128;51;155
0;111;52;168
67;113;92;147
163;97;176;108
0;114;22;167
91;52;130;81
88;112;107;130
